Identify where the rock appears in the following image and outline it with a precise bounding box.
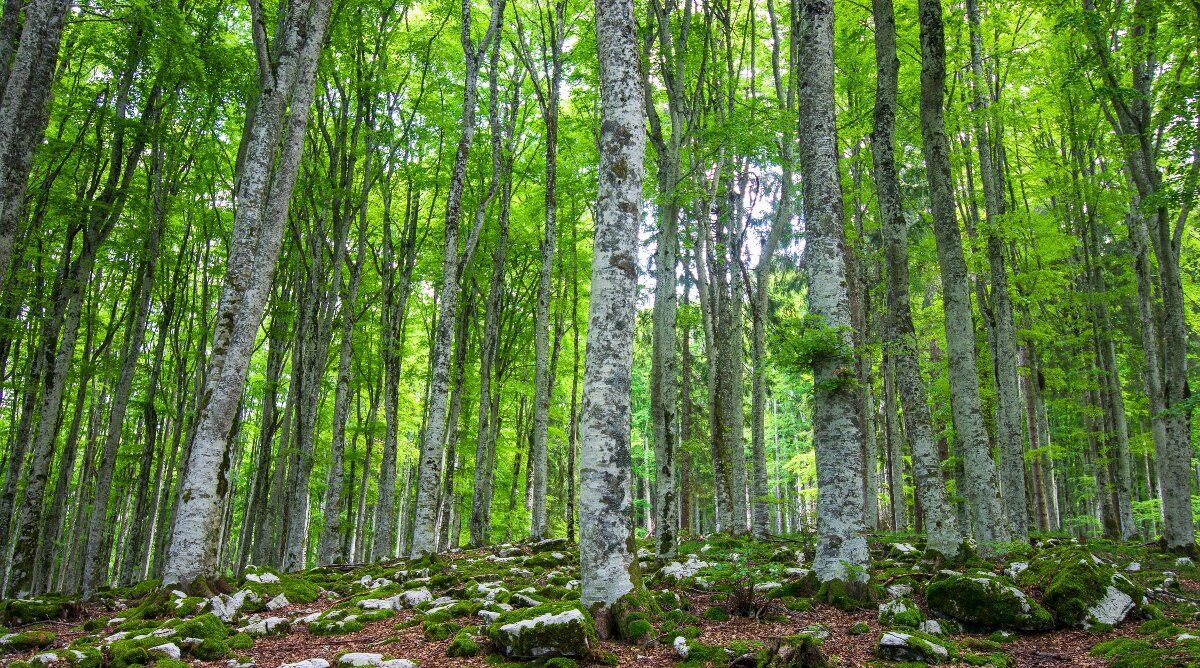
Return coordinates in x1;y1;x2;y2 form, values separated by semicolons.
885;583;913;598
266;593;290;611
227;661;256;668
889;543;919;558
209;590;260;621
399;588;432;608
279;660;330;668
381;662;416;668
876;631;952;664
1084;586;1134;629
754;582;782;594
1018;547;1144;628
149;643;182;660
674;636;689;658
338;653;385;667
926;570;1052;631
878;598;922;627
239;616;289;636
498;547;524;558
919;620;944;635
1179;633;1199;641
798;624;830;641
1004;562;1029;580
1126;562;1141;572
296;611;323;624
1175;557;1195;569
245;571;281;584
531;537;569;553
511;593;542;608
785;568;812;579
478;609;501;623
485;603;597;659
658;555;711;581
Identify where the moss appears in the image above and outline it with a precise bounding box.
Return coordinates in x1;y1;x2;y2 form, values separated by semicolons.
925;572;1052;632
879;597;922;628
816;577;873;611
155;660;190;668
0;597;71;625
1;630;56;652
849;621;870;635
310;618;364;635
1090;638;1174;668
960;651;1012;667
115;579;163;601
175;612;229;641
228;632;254;650
446;630;480;657
702;606;730;621
422;620;460;641
108;640;153;668
484;601;598;660
545;659;578;668
625;618;653;641
192;637;228;660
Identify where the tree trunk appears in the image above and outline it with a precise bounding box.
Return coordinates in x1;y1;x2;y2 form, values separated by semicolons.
797;0;869;587
162;0;332;588
917;0;1009;555
580;0;644;633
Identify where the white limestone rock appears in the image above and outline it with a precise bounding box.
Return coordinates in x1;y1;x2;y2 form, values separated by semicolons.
149;643;181;660
876;631;950;664
279;660;330;668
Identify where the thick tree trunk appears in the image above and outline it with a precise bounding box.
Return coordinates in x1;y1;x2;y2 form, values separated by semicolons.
162;0;332;588
797;0;869;586
580;0;644;632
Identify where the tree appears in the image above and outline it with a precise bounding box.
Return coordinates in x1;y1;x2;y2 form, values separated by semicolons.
580;0;644;635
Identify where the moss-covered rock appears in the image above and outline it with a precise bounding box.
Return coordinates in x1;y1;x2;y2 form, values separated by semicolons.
0;630;56;653
484;602;597;660
925;570;1052;631
878;597;922;628
174;612;229;641
875;629;955;664
1018;547;1143;629
0;597;73;625
446;629;480;657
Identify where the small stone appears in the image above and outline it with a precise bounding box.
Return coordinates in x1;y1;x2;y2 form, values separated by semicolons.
919;620;943;635
400;588;432;607
279;660;330;668
674;636;689;659
245;571;281;584
149;643;182;660
1004;562;1029;580
266;593;290;611
338;653;384;667
886;583;913;598
753;582;782;593
239;616;289;636
1126;562;1141;572
1175;557;1195;569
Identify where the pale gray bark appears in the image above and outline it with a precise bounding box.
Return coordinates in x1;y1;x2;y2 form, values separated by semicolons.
409;0;504;558
516;0;565;542
965;0;1027;540
918;0;1009;554
0;0;70;292
162;0;332;588
580;0;644;629
796;0;869;583
872;0;959;556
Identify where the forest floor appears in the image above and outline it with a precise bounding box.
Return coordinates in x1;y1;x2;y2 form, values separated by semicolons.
1;533;1198;668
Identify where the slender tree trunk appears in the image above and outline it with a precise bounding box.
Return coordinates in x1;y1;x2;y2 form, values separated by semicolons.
917;0;1009;554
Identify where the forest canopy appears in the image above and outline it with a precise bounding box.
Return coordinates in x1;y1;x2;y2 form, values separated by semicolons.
0;0;1196;663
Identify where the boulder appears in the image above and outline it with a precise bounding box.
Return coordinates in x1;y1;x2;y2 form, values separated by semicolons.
1017;547;1143;628
485;602;596;659
149;643;182;660
925;570;1052;631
